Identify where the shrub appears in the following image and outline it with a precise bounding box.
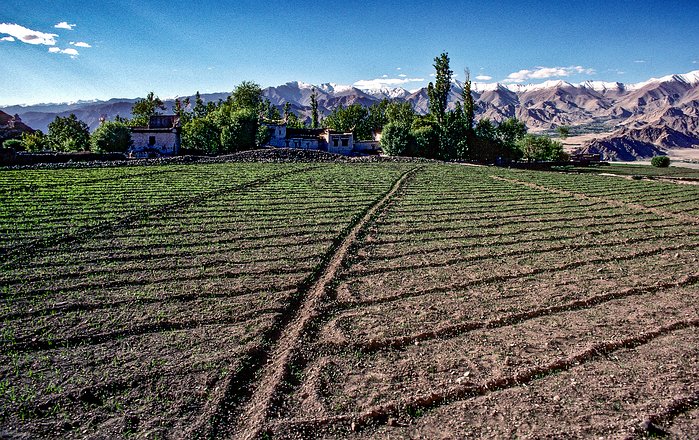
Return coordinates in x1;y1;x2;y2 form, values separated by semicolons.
651;156;670;167
2;139;22;151
91;121;132;153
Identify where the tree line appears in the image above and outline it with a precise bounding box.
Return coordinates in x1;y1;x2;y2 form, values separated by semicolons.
4;52;567;162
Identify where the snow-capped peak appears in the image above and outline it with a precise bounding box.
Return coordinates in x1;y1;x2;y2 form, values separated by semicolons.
578;81;625;92
627;70;699;90
282;80;316;90
361;87;411;99
319;83;355;94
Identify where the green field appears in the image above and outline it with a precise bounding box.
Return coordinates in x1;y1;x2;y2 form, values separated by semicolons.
1;162;698;438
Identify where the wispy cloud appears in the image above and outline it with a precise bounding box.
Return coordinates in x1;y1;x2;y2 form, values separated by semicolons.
0;23;57;45
398;73;407;78
54;22;76;30
693;60;698;64
503;65;596;83
70;41;91;48
49;46;79;58
633;59;646;63
354;77;424;89
475;75;493;81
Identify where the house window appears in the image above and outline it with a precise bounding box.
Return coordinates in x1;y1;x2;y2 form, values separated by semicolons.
148;136;156;146
333;139;339;147
341;138;349;147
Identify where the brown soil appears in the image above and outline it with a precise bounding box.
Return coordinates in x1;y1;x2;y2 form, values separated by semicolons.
2;163;697;439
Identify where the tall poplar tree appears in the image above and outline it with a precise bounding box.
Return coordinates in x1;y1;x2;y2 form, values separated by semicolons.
427;52;453;125
310;88;319;129
463;68;475;129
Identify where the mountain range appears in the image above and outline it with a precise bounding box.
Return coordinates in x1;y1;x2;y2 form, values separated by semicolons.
3;71;699;160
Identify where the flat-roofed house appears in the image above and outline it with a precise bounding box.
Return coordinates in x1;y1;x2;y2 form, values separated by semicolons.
130;115;181;158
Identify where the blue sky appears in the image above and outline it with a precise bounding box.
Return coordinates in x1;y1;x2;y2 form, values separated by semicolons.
1;0;698;106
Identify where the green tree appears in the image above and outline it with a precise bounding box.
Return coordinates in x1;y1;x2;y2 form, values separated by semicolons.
258;98;281;120
427;52;453;125
380;122;412;156
557;125;570;139
174;97;192;125
47;114;91;151
90;121;132;153
365;99;390;134
20;130;48;152
310;88;319;129
256;123;272;147
131;92;166;126
182;118;220;154
463;68;475;130
516;134;566;161
324;104;371;139
215;107;259;153
283;101;292;121
440;103;468;160
651;156;670;167
193;91;207;119
472;118;503;162
231;81;263;110
385;101;416;126
409;121;438;158
496;118;527;150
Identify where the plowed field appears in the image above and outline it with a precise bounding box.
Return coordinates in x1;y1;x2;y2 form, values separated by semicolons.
1;163;697;439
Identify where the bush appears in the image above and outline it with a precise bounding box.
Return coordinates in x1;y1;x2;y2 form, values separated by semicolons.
651;156;670;167
91;121;132;153
21;131;48;152
2;139;22;150
380;122;412;156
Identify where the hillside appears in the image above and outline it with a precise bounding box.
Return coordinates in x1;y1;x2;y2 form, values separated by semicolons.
0;110;34;145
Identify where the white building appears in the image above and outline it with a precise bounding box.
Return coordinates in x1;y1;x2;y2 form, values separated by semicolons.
129;115;181;158
263;122;379;156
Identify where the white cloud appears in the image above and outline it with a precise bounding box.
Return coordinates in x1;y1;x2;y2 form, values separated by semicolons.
396;67;402;70
0;36;15;42
381;74;388;78
398;73;407;78
49;46;79;58
633;59;646;63
70;41;91;48
475;75;493;81
503;65;596;83
0;23;57;45
693;60;698;64
54;22;76;30
354;77;425;89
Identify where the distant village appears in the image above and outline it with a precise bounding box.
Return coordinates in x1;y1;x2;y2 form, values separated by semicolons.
128;115;382;158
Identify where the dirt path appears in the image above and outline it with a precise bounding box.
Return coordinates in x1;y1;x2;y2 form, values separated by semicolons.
490;175;699;225
205;167;420;439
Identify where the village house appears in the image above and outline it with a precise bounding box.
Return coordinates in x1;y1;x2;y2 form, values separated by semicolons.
354;129;382;155
129;115;181;158
264;122;381;156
